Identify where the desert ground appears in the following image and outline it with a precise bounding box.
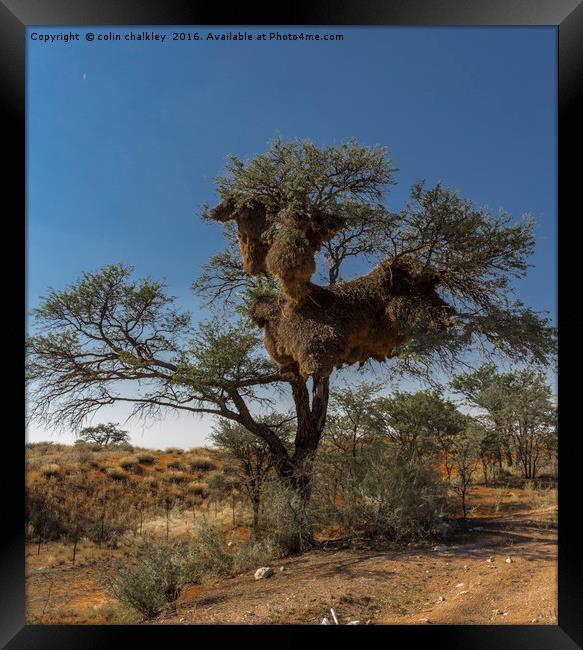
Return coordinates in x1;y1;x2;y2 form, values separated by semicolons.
25;443;557;626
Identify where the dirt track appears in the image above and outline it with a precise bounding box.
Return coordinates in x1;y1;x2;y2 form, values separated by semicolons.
154;507;557;625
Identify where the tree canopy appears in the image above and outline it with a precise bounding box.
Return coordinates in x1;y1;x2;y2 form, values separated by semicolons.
27;137;556;511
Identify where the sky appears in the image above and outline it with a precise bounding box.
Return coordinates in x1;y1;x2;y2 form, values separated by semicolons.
26;26;557;448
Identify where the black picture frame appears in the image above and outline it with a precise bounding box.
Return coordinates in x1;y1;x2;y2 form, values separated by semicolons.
6;1;581;647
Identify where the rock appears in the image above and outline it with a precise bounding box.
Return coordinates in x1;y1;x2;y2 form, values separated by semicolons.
463;564;469;571
505;557;512;564
438;596;445;602
226;541;234;547
280;566;285;572
532;618;539;623
486;557;494;563
254;566;274;580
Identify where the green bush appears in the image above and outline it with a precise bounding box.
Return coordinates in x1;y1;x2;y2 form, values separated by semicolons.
137;453;155;464
181;520;234;583
358;445;450;542
106;539;185;618
167;459;183;470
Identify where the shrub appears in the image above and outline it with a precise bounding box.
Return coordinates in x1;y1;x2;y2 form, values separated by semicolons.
106;467;127;481
232;538;277;573
358;445;450;542
119;456;138;469
186;481;208;497
39;463;60;478
137;453;155;464
257;479;314;555
189;457;216;472
85;519;125;547
207;473;226;491
166;471;187;484
165;447;184;455
106;539;185;618
167;460;183;470
221;464;239;476
181;521;233;583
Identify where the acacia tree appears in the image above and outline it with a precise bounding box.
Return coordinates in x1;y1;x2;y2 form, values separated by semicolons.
27;138;555;548
370;389;468;477
451;365;556;479
76;422;130;446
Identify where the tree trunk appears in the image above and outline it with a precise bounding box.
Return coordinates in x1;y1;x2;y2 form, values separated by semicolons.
252;495;260;533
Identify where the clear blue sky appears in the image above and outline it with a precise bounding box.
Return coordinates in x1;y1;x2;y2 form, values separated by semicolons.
27;26;557;447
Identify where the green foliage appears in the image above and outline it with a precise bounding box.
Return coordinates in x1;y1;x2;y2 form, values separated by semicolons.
360;445;450;541
451;365;557;479
180;520;235;583
370;389;467;462
106;539;185;618
77;423;130;447
209;136;396;218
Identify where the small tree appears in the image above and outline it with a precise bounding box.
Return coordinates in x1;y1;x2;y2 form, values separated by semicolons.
210;414;292;533
450;428;482;519
76;422;129;446
371;389;466;475
452;365;557;479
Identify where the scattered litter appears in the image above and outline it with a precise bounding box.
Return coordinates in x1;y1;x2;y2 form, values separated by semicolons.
457;590;468;595
455;583;464;588
320;608;362;625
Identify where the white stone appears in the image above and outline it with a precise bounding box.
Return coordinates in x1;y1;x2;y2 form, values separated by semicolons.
254;566;274;580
